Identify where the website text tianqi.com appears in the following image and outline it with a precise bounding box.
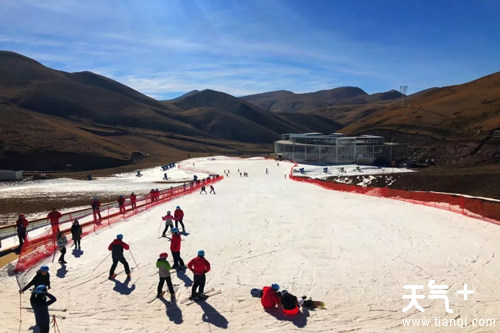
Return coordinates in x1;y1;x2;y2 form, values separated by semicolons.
401;281;496;329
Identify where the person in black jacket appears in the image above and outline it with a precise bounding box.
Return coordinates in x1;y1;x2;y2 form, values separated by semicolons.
279;290;303;316
30;285;56;333
20;265;51;294
71;219;83;250
108;234;131;279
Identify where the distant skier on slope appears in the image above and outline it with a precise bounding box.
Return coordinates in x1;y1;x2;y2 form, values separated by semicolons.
20;265;51;294
200;185;207;194
261;284;281;309
161;211;175;237
91;197;102;223
209;185;216;194
129;192;137;210
117;195;126;214
170;228;185;269
108;234;131;279
47;208;62;235
15;214;29;253
156;252;175;298
56;231;68;264
188;250;211;301
30;285;57;333
71;219;82;250
174;206;185;233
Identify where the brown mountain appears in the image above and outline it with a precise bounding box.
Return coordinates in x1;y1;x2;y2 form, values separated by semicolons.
168;89;343;143
341;72;500;166
241;87;403;113
0;51;342;170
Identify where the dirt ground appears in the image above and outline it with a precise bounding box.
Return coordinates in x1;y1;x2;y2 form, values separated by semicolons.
326;164;500;199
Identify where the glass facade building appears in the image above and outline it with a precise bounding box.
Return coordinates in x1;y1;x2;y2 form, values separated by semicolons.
275;133;407;165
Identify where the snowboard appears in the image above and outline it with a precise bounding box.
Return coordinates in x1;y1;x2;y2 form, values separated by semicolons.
251;288;263;298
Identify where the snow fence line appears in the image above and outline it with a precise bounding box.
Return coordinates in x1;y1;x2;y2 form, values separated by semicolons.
288;163;500;226
9;174;223;272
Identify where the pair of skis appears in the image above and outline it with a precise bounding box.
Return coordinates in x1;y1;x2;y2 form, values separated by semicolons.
179;287;222;306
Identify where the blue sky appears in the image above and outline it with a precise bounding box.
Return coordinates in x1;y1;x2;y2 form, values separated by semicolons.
0;0;499;99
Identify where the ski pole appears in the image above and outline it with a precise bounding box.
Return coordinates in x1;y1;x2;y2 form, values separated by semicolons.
129;248;139;268
92;252;111;272
18;293;21;333
158;220;163;235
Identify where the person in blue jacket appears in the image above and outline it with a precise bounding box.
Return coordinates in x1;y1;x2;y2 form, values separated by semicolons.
30;285;57;333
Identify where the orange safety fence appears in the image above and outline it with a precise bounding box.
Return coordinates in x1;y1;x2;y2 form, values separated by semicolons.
12;175;223;272
289;164;500;225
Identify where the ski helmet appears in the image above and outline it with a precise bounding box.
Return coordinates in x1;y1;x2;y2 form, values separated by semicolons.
198;250;205;257
116;234;123;240
40;265;49;272
281;289;288;295
271;283;280;291
167;211;171;215
176;206;180;209
171;228;179;233
159;252;168;259
35;285;47;294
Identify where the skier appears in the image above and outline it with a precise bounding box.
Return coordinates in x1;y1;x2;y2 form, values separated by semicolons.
174;206;185;233
129;192;137;210
261;284;281;309
91;197;102;223
187;250;211;300
30;285;57;333
70;219;82;250
161;211;175;237
108;234;131;279
156;252;175;298
155;188;160;201
20;265;51;294
170;228;185;269
209;185;216;194
56;231;68;264
200;185;207;194
279;290;303;315
47;208;62;235
149;189;155;203
15;214;29;253
117;195;126;214
163;173;168;180
265;168;269;175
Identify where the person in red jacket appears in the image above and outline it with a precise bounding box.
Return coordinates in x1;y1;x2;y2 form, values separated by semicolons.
47;208;62;235
108;234;131;279
129;192;137;210
117;195;126;214
170;228;185;269
91;197;102;223
174;206;185;233
187;250;210;300
15;214;29;253
261;284;281;309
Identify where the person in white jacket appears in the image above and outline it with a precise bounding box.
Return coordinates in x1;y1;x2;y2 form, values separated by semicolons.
56;231;68;264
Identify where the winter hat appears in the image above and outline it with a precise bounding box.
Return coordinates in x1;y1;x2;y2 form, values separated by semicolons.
159;252;168;259
40;265;49;272
171;228;179;233
281;289;288;295
167;211;171;215
271;283;280;291
35;285;47;294
176;206;180;209
116;234;123;240
198;250;205;257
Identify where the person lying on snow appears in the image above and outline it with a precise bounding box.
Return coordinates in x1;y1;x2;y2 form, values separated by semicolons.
261;283;281;309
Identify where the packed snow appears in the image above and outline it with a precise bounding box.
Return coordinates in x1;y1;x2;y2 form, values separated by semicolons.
0;156;498;332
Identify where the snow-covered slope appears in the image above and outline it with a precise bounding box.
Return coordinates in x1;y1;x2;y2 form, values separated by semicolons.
1;157;498;332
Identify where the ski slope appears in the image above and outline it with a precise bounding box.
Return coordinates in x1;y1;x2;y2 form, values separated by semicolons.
1;157;499;332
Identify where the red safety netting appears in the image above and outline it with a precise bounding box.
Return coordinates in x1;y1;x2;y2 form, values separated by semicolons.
289;164;500;225
14;175;223;272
